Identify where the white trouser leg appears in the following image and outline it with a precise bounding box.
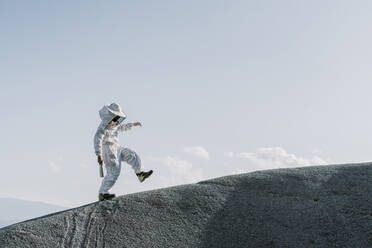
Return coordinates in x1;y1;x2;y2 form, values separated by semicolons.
99;145;121;194
119;147;142;174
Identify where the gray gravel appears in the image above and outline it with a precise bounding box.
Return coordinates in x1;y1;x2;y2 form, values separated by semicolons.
1;162;372;247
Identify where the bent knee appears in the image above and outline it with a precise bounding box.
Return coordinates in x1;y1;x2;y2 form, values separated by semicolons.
121;150;138;161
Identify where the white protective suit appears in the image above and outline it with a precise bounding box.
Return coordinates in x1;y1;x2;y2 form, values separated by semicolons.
94;105;142;194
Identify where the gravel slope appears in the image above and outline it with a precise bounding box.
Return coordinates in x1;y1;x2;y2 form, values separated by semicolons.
1;162;372;248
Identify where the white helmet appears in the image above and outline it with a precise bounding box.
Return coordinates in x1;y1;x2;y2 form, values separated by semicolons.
99;103;127;126
107;103;126;118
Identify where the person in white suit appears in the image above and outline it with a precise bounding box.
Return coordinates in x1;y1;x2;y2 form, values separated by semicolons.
94;103;153;201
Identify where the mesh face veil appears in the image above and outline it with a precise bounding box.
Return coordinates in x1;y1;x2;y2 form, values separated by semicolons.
117;116;125;124
108;116;126;126
112;116;120;122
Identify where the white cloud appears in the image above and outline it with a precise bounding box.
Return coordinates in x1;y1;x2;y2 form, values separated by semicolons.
184;146;210;160
231;169;248;175
149;156;204;185
49;161;61;173
224;152;235;158
227;147;330;171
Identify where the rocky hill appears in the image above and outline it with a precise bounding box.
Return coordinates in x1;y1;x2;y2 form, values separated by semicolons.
1;162;372;248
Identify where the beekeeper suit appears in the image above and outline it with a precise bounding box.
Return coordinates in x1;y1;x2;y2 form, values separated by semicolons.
94;103;152;201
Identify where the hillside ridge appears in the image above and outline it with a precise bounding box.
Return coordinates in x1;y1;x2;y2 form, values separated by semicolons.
1;162;372;248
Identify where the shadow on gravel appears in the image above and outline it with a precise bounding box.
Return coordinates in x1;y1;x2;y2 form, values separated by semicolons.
200;163;372;248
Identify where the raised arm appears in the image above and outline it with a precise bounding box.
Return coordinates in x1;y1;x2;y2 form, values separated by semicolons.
117;123;134;132
117;122;142;132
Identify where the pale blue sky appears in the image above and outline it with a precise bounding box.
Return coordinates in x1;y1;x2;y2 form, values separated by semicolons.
1;1;372;207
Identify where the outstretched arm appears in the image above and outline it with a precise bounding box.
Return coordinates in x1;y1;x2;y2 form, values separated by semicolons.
118;122;142;132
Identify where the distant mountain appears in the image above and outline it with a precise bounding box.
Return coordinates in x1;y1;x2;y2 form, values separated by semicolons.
0;198;65;228
0;220;16;229
1;163;372;247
